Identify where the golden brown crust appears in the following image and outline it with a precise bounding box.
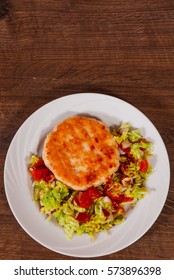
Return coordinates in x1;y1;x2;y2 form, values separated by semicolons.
42;116;120;190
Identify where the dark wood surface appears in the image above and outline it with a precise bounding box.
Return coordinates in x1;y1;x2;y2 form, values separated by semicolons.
0;0;174;260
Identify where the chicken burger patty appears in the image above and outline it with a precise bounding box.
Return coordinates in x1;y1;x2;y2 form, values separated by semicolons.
42;116;120;190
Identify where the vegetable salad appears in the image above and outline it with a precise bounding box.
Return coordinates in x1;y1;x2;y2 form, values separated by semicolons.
28;123;152;239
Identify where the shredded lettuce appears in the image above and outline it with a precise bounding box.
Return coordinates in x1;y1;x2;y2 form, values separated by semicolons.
128;129;142;142
29;154;40;166
113;123;152;149
113;123;130;144
130;141;152;160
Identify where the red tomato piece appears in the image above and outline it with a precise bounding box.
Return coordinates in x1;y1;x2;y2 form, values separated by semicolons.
114;195;133;203
76;212;90;223
139;159;148;173
87;186;102;201
29;158;54;182
74;187;102;209
30;167;52;182
106;177;112;184
78;192;93;208
122;147;131;154
102;208;110;218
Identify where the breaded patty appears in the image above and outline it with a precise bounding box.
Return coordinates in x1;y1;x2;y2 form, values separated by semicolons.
42;116;120;191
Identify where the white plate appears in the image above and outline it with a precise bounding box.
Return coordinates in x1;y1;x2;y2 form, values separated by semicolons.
4;93;170;258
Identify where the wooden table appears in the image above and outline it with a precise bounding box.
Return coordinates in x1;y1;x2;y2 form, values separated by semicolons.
0;0;174;260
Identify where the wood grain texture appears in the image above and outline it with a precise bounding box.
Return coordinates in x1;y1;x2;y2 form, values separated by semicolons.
0;0;174;259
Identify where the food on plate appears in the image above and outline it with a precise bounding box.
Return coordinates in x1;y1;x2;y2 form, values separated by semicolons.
42;116;120;191
28;119;153;240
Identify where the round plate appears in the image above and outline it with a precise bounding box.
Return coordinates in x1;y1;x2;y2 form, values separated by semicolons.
4;93;170;258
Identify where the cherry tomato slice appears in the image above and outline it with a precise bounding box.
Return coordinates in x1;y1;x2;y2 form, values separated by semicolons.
30;167;52;182
87;186;102;201
74;187;102;209
76;212;90;223
139;159;148;173
78;192;93;208
29;158;54;182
